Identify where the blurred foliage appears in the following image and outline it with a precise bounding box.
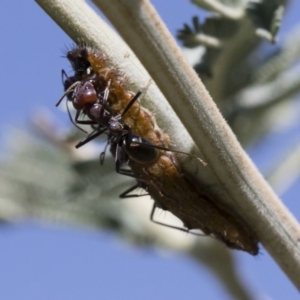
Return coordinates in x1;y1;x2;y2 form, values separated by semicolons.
0;121;256;300
1;0;300;299
178;0;296;146
177;1;300;199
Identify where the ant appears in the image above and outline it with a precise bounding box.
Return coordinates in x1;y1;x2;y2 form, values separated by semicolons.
56;72;206;236
57;73;162;174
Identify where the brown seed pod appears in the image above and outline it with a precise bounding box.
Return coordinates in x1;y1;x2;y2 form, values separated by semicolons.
59;45;259;255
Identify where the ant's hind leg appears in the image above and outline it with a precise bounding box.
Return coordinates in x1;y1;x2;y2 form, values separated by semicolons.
150;203;206;237
150;203;189;233
115;144;138;178
119;183;149;199
115;158;136;178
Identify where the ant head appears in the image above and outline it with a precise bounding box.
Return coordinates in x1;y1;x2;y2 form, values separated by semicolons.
60;69;98;110
72;80;98;110
67;48;93;78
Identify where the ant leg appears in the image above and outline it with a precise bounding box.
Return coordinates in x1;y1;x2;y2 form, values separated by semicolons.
61;69;75;97
115;143;139;178
115;159;136;178
119;183;149;198
75;120;98;125
56;80;80;107
150;202;189;233
100;140;110;165
121;91;142;117
74;111;98;125
129;139;206;166
150;203;206;237
61;69;72;86
65;101;88;133
76;127;107;148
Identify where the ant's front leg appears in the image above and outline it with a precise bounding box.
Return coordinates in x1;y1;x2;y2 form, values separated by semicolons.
121;91;142;117
76;126;107;148
74;110;108;148
61;69;75;89
74;110;98;125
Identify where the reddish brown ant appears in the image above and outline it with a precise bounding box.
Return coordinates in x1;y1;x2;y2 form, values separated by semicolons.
57;74;206;235
57;75;163;173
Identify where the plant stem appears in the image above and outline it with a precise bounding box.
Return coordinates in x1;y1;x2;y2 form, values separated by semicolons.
36;0;300;290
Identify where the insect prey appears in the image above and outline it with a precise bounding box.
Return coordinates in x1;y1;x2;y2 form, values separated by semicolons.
57;45;259;255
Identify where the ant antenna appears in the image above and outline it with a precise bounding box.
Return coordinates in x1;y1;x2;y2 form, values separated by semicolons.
56;76;87;133
61;69;69;86
116;89;206;166
66;99;87;134
55;80;81;107
130;139;206;166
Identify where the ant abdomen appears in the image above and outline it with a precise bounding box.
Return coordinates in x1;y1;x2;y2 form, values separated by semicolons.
124;135;158;164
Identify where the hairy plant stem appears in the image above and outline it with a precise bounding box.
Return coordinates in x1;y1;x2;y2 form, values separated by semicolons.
36;0;300;290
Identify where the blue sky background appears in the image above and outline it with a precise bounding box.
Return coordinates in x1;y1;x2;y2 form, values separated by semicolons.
0;1;300;299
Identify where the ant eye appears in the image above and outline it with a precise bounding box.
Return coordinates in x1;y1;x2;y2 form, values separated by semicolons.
73;81;97;110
